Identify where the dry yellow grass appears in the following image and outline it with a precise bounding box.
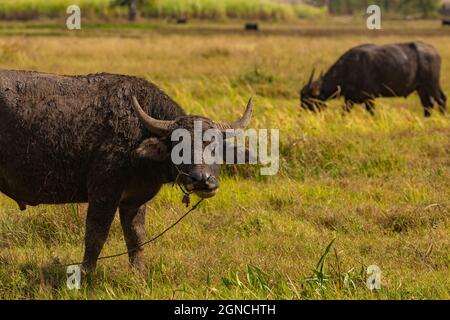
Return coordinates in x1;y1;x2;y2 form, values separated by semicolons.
0;20;449;299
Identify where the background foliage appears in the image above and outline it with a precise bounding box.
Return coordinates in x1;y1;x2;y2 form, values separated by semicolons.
0;0;446;21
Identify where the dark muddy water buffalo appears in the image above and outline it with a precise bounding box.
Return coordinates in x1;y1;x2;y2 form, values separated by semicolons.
0;70;252;274
300;42;447;117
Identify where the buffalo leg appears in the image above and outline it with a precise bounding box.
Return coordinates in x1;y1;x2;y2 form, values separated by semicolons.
119;204;147;270
82;170;123;275
437;88;447;115
81;198;119;274
364;100;376;116
418;89;434;117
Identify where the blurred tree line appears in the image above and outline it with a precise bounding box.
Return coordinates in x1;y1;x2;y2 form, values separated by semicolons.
113;0;139;21
317;0;442;18
113;0;445;21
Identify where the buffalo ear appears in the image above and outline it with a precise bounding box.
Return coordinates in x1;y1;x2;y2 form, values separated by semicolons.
133;137;170;162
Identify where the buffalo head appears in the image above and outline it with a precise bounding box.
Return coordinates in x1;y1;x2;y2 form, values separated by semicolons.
131;96;253;199
300;69;327;112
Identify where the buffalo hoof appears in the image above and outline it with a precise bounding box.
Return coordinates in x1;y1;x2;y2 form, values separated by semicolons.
129;252;146;272
81;263;96;276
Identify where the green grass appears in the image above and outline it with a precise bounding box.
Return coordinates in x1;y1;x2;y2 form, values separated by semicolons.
0;0;326;21
0;0;118;20
0;19;449;299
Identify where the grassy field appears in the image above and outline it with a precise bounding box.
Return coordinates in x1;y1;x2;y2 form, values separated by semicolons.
0;0;325;20
0;19;449;299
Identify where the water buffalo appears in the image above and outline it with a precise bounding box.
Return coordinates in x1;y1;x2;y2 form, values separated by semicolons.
0;70;252;274
300;42;447;117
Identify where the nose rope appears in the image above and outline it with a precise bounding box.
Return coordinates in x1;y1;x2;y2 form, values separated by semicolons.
49;166;205;269
52;197;204;269
173;164;194;206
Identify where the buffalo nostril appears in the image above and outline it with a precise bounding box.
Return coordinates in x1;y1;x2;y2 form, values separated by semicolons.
206;176;219;189
187;173;219;190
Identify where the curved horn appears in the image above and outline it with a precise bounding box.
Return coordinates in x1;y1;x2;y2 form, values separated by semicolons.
131;96;175;136
216;98;253;132
307;68;316;87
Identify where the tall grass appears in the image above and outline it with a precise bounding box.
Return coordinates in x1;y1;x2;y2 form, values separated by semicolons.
0;0;326;20
141;0;325;20
0;0;118;20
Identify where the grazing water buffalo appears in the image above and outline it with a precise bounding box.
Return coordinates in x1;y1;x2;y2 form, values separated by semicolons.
300;42;447;117
0;70;252;274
